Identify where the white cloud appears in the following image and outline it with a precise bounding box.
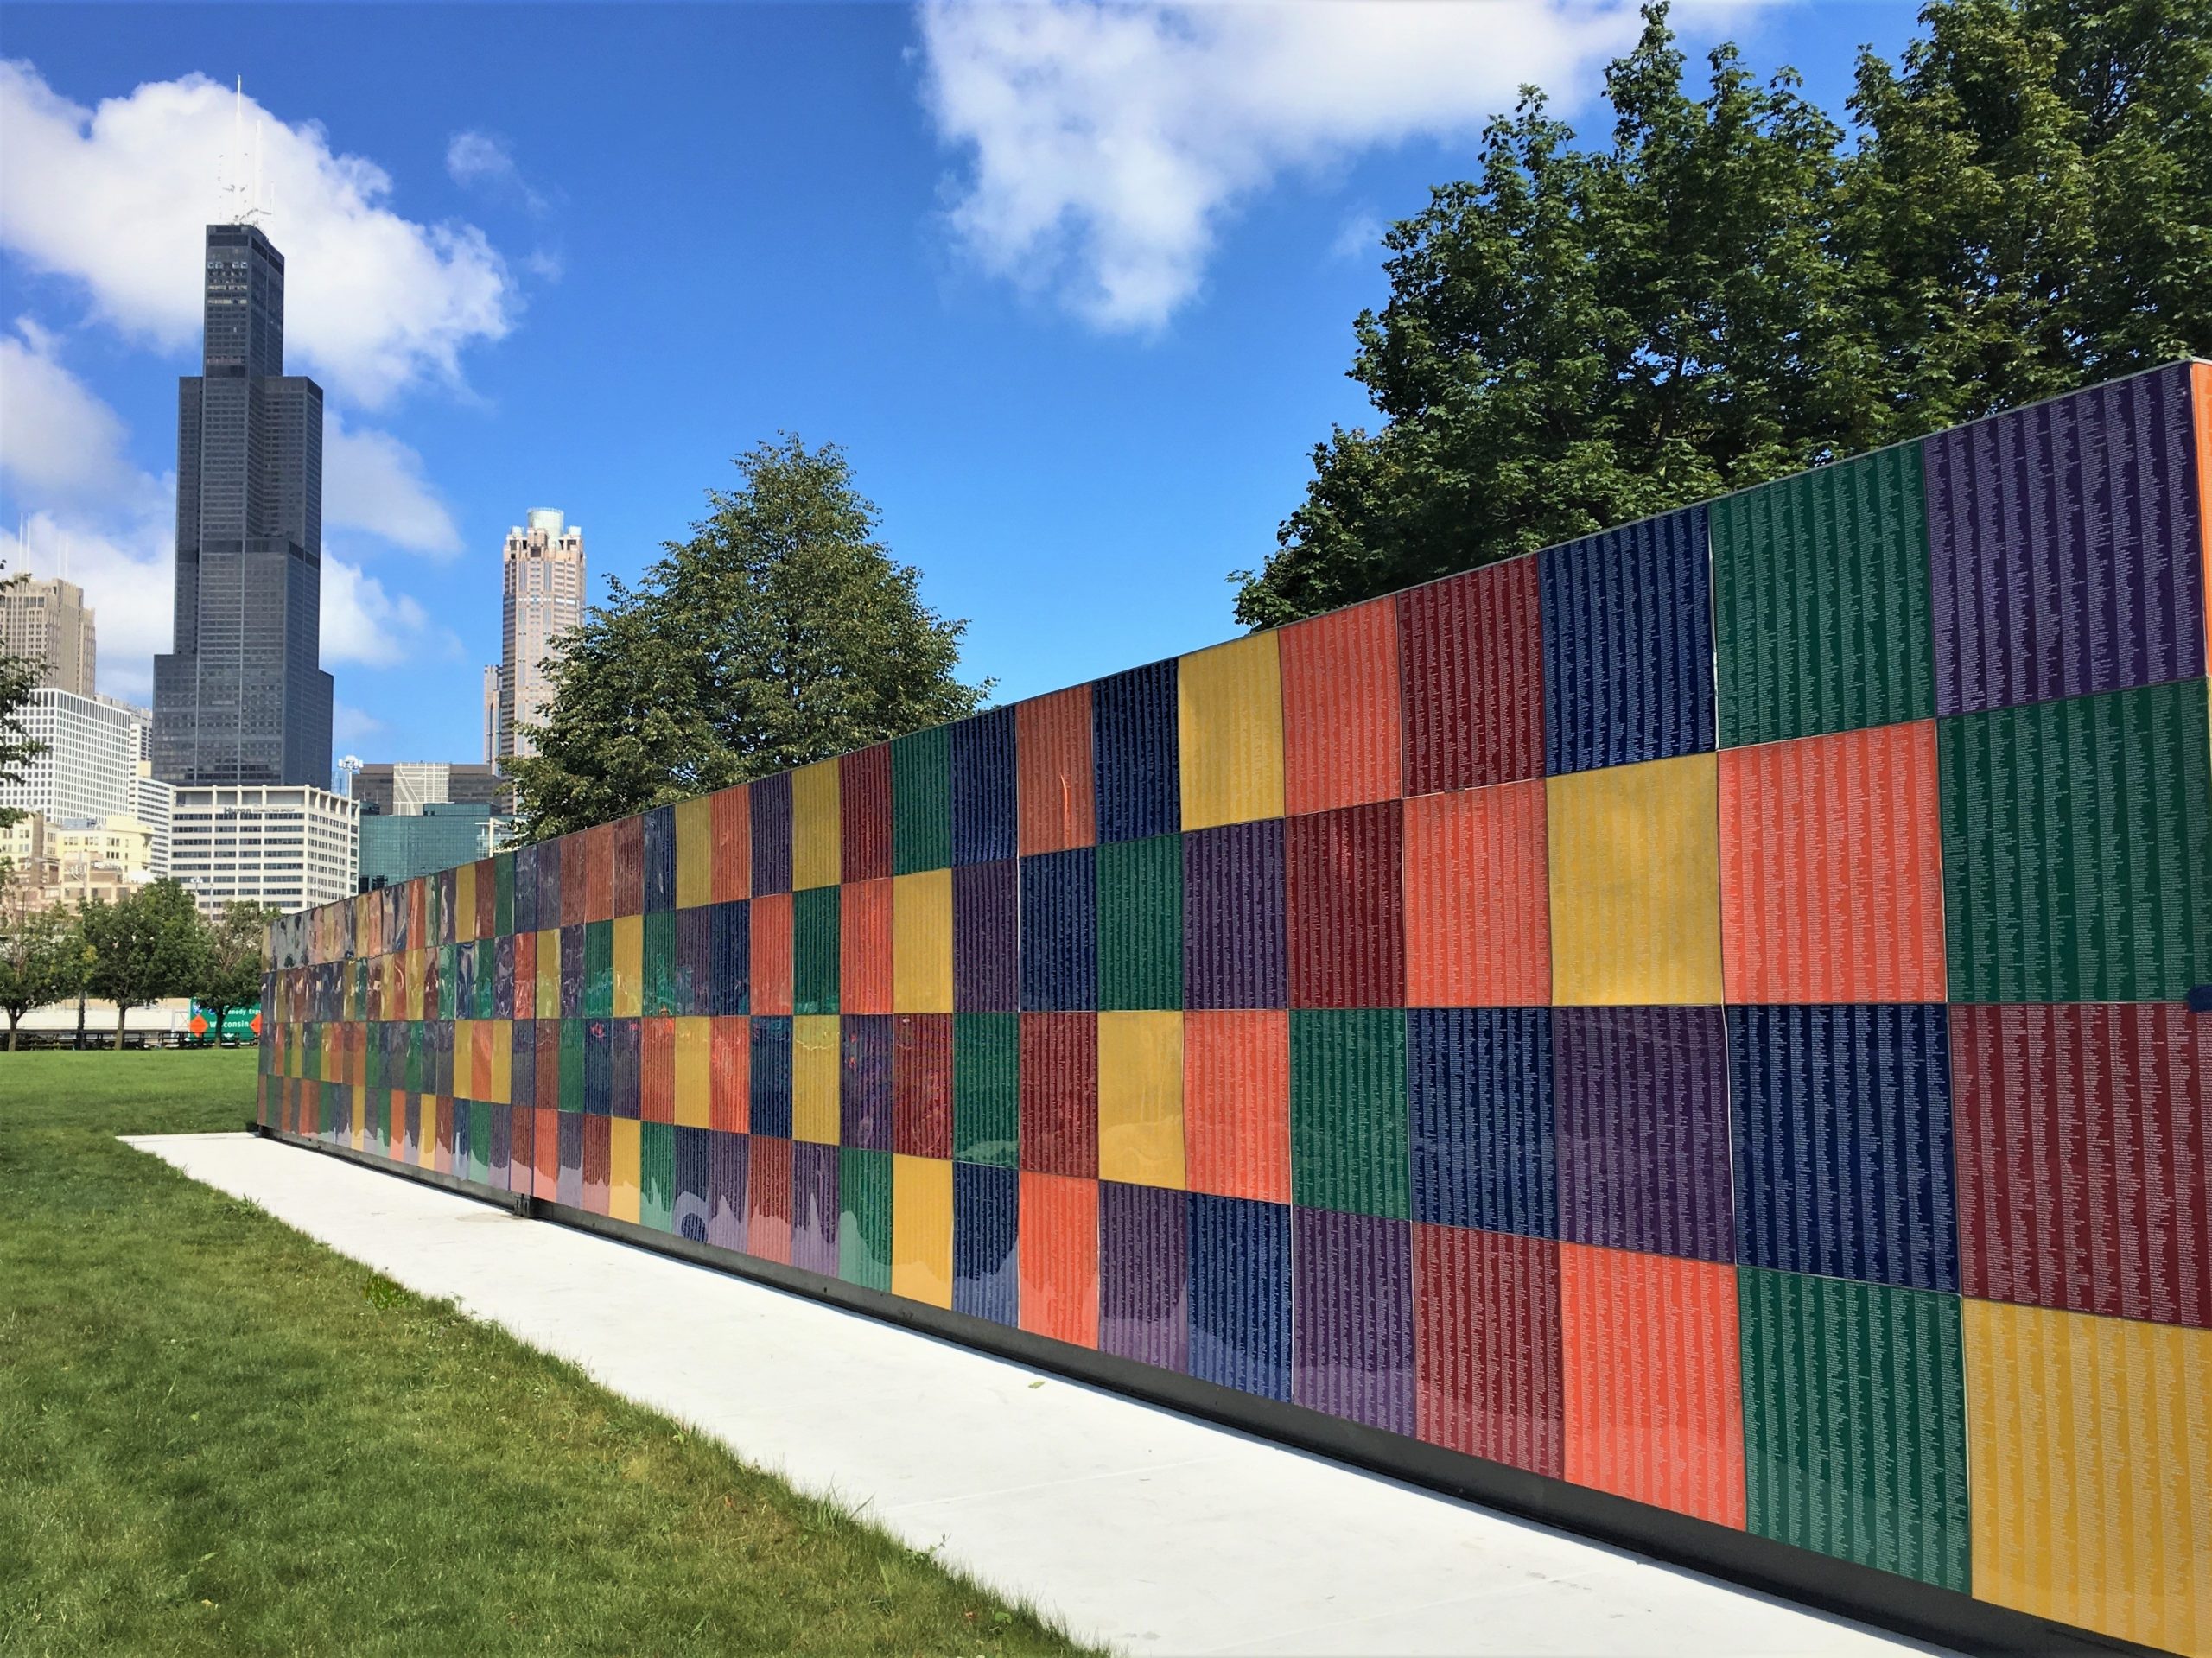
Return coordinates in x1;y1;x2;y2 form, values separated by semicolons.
319;552;437;668
322;411;462;556
332;701;385;748
3;506;173;704
917;0;1650;329
0;61;515;406
0;318;145;500
1330;212;1383;264
446;129;549;215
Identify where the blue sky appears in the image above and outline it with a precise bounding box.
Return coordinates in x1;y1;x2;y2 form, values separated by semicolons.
0;2;1920;768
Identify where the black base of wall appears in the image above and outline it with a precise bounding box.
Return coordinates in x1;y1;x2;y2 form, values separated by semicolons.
251;1123;2168;1658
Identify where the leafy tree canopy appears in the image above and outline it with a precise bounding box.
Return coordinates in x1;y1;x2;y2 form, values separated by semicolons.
0;886;82;1049
1233;0;2212;626
80;880;209;1049
507;436;989;842
197;901;278;1041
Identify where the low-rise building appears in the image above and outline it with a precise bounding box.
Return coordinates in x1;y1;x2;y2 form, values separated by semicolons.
168;784;359;916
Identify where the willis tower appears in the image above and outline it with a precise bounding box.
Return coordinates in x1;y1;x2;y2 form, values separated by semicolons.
153;223;333;787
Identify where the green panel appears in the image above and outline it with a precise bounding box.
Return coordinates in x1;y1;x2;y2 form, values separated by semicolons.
793;886;842;1016
437;944;459;1020
493;852;515;937
371;1087;390;1151
838;1147;893;1290
642;910;678;1016
639;1122;676;1232
404;1022;424;1094
467;1101;492;1185
354;958;372;1021
1940;678;2212;1001
892;725;952;874
1289;1009;1408;1219
1739;1267;1969;1591
1096;834;1183;1010
953;1012;1019;1167
559;1018;586;1113
1713;443;1934;747
582;921;613;1019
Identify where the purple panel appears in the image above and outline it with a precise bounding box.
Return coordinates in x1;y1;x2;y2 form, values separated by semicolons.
1183;819;1287;1009
611;1017;641;1120
556;1111;584;1209
1293;1207;1414;1434
1101;1181;1189;1371
749;770;793;896
1926;363;2208;715
673;1124;711;1243
791;1141;840;1274
840;1014;894;1152
953;859;1019;1012
1554;1006;1734;1263
707;1129;749;1251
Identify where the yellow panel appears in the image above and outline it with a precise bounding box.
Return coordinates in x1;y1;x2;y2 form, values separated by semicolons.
1965;1299;2210;1656
612;914;644;1017
674;795;713;910
418;1096;439;1168
1097;1011;1185;1187
673;1017;712;1128
351;1088;367;1152
893;870;954;1013
892;1153;954;1309
488;1020;512;1106
791;759;842;892
406;948;428;1022
452;1020;475;1100
535;930;562;1020
1178;632;1285;830
454;861;477;942
792;1014;841;1143
608;1117;642;1223
1546;753;1723;1005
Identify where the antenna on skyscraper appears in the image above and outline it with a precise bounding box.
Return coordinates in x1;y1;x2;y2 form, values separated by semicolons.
223;77;268;227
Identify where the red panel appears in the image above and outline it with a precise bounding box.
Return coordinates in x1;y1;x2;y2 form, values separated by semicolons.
1560;1243;1745;1528
582;1115;612;1216
840;878;893;1015
1719;721;1946;1004
512;924;535;1007
709;1016;750;1133
613;814;645;917
1398;556;1545;796
474;856;496;939
582;823;613;923
641;1016;677;1125
1019;1171;1099;1347
1414;1224;1562;1477
1183;1009;1289;1202
1954;1001;2209;1330
841;744;894;883
1285;800;1405;1008
894;1013;954;1158
1403;780;1549;1007
472;1021;493;1101
409;879;428;953
1019;1012;1098;1177
710;785;750;904
1281;596;1402;816
749;892;793;1017
1017;684;1096;855
747;1134;793;1264
561;834;590;929
534;1107;558;1200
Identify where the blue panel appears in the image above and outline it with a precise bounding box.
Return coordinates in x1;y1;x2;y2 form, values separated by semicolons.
1539;504;1715;773
749;1015;794;1139
511;1018;535;1107
583;1018;611;1115
1409;1007;1556;1238
1019;847;1097;1012
1189;1193;1290;1401
675;905;713;1017
750;771;793;896
512;842;539;934
953;1159;1020;1325
673;1124;712;1242
950;705;1020;867
643;804;677;913
486;1099;512;1183
708;899;750;1015
536;836;563;929
1092;658;1180;843
454;937;478;1017
1728;1002;1958;1293
560;923;586;1018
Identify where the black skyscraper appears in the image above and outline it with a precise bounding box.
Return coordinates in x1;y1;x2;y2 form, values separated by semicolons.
153;223;333;787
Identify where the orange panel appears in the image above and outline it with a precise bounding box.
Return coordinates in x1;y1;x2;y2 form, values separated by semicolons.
1016;684;1096;855
583;822;614;923
640;1016;676;1124
1718;721;1946;1003
1019;1171;1099;1346
1182;1009;1289;1203
1403;778;1550;1007
840;877;893;1015
534;1106;559;1200
710;783;751;904
1560;1243;1745;1528
709;1015;749;1133
750;892;793;1017
1281;595;1402;816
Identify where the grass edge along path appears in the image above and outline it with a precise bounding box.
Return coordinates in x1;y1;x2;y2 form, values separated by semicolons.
0;1050;1091;1657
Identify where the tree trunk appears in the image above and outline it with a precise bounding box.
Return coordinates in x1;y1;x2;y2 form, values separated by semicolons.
75;992;86;1050
112;1002;127;1051
4;1008;17;1052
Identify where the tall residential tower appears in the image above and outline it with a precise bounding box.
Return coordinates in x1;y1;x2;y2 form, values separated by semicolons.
152;223;333;788
0;576;96;697
492;508;584;762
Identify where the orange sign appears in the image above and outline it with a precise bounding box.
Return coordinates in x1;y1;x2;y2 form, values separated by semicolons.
189;1015;209;1036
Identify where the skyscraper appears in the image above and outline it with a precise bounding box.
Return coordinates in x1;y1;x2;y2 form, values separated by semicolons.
493;508;585;762
0;576;96;697
152;223;333;788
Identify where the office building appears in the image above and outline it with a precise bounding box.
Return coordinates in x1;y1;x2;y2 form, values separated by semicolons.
0;688;146;824
353;760;502;820
168;784;358;916
152;222;333;789
494;508;584;762
481;664;501;764
0;575;96;696
131;765;175;878
358;799;505;891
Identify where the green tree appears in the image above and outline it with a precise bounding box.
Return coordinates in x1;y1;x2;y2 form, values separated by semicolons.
0;883;79;1050
195;900;278;1048
0;562;48;830
507;435;989;842
79;880;210;1051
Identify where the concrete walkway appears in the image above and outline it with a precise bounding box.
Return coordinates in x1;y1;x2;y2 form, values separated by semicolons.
128;1134;1944;1658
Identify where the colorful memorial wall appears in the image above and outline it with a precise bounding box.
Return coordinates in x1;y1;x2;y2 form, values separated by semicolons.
262;362;2212;1656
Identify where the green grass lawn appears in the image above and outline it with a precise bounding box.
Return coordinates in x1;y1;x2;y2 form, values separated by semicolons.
0;1050;1088;1656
